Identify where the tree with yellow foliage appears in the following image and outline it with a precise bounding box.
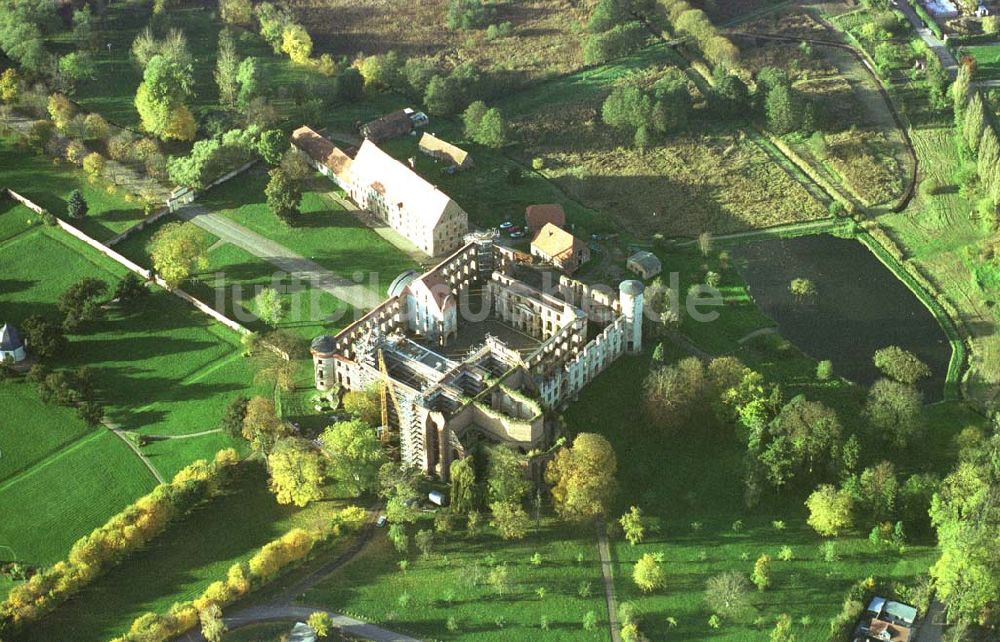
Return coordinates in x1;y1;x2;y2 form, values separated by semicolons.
148;221;210;289
268;437;326;507
281;24;313;64
545;432;618;521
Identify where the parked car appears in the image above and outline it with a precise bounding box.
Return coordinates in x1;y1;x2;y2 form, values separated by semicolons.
510;230;527;239
376;515;388;528
499;221;514;230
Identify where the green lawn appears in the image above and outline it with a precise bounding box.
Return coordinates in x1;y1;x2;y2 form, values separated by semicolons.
0;429;156;568
199;172;419;293
958;43;1000;79
0;226;260;569
301;521;612;641
561;342;977;642
0;200;42;244
0;137;145;242
17;464;350;642
0;384;95;484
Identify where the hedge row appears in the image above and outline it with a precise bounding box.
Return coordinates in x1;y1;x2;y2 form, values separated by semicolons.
0;450;242;634
907;0;944;40
113;506;368;642
654;0;741;69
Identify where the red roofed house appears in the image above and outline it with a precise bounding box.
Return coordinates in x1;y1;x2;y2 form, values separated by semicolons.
530;223;590;274
291;126;353;190
525;204;566;234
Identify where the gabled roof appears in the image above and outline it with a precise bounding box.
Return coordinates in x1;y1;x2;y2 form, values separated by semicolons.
628;250;661;273
361;110;413;142
292;126;353;179
531;223;585;260
349;139;463;229
0;324;23;351
418;132;470;166
525;204;566;230
409;271;454;314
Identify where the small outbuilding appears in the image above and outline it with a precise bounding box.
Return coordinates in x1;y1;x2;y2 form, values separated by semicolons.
627;250;662;280
418;133;473;170
525;204;566;234
0;323;27;363
531;223;590;274
361;109;415;143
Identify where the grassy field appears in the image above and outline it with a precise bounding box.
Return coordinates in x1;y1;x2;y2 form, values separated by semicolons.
289;0;591;83
300;521;612;641
199;171;419;293
879;127;1000;407
495;44;829;236
0;137;145;242
0;201;42;244
0;225;261;571
0;429;156;568
47;3;321;131
17;464;350;642
958;43;1000;79
561;342;977;642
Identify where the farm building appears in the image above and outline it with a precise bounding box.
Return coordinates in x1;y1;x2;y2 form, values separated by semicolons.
347;139;469;257
0;323;26;363
291;126;354;189
418;133;473;170
627;250;662;280
361;108;427;143
851;596;918;642
525;204;566;234
531;223;591;274
311;237;644;479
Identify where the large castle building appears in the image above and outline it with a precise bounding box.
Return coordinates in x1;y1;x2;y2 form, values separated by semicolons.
310;237;644;480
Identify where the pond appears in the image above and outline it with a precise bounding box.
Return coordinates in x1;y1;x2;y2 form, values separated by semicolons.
732;234;951;401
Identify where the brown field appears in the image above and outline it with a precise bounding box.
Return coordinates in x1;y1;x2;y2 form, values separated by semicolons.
514;97;827;236
736;15;912;208
287;0;593;82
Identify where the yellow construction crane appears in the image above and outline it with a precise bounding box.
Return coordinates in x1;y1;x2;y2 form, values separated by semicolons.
377;348;402;444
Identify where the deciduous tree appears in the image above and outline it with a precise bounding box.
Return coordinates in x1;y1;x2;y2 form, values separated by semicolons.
265;167;302;225
805;484;854;536
872;346;931;385
241;396;291;453
632;553;666;592
545;432;618;520
268;437;326;506
619;506;646;545
149;222;210;288
865;379;923;448
320;419;386;496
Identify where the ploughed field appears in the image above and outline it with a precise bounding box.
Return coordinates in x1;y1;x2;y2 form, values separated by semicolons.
731;235;951;400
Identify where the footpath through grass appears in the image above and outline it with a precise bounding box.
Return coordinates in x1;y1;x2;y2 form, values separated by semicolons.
562;346;966;642
301;521;611;642
0;429;156;569
17;464;349;642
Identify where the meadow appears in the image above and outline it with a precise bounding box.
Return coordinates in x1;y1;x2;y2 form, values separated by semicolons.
46;2;322;131
17;464;351;642
561;341;979;642
287;0;591;83
0;429;156;570
0;136;145;242
300;522;612;641
0;224;254;573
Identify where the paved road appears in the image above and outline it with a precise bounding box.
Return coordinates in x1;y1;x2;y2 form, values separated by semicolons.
894;0;959;77
179;605;421;642
174;203;381;311
596;524;622;642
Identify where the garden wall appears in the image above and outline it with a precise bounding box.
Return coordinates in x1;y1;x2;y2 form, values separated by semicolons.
4;189;249;337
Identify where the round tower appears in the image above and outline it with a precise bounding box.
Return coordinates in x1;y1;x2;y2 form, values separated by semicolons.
310;335;336;391
619;280;645;354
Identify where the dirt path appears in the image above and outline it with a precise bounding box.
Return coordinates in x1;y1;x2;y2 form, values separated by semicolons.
172;507;410;642
102;421;166;485
173;203;381;310
596;524;622;642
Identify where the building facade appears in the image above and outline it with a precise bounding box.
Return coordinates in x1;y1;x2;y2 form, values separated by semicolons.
310;238;643;479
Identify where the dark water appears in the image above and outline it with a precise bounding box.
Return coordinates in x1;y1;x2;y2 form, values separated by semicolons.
732;235;951;401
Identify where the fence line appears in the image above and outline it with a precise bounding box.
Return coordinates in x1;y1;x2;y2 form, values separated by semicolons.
5;188;250;337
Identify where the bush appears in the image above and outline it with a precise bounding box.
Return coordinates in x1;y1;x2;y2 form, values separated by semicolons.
0;451;241;632
816;360;833;381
